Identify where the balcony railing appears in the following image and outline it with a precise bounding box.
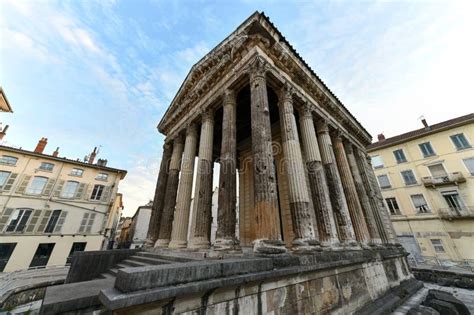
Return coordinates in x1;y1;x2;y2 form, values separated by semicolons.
437;206;474;219
421;172;466;187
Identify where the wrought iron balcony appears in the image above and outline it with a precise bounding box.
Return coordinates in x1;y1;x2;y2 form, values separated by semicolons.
437;206;474;219
421;172;466;187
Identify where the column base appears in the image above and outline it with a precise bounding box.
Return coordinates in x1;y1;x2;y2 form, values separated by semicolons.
188;237;211;250
143;238;155;248
291;238;322;253
253;239;287;255
319;239;341;250
154;239;170;248
168;239;187;249
214;237;240;251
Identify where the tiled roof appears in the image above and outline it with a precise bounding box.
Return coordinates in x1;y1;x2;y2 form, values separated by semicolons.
367;113;474;151
0;144;127;178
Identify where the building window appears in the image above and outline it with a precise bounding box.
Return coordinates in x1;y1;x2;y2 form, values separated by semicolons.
0;155;18;166
371;155;384;168
70;168;84;176
386;198;401;215
401;170;417;185
61;181;79;198
96;173;108;181
66;242;87;264
39;162;54;171
25;176;48;195
430;239;445;253
44;210;62;233
463;157;474;175
90;184;105;200
411;194;430;213
441;191;464;212
5;209;33;232
450;133;471;150
427;163;448;178
377;174;391;189
419;142;435;157
0;171;10;188
393;149;407;164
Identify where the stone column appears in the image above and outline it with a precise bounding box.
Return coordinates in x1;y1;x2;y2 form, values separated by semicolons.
278;86;320;252
298;104;339;248
168;123;198;249
315;119;357;247
249;56;286;254
145;142;173;247
155;136;184;247
188;111;215;249
331;132;370;247
215;90;239;251
366;155;398;245
345;143;382;245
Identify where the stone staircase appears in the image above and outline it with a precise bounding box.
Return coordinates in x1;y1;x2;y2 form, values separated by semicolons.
40;251;201;314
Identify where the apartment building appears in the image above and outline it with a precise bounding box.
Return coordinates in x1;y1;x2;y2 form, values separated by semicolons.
368;114;474;265
0;138;127;272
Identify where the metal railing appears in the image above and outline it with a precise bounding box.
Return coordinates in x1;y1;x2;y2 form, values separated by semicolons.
0;265;69;303
437;206;474;219
408;255;474;273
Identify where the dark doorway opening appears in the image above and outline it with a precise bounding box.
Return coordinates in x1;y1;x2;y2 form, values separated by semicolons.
66;242;87;264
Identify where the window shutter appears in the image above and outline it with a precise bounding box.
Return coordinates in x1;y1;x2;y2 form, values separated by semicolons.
37;210;52;233
74;183;86;199
0;208;14;232
3;173;18;191
25;209;42;233
101;186;112;202
52;180;65;197
78;213;89;233
15;175;32;194
83;184;93;201
53;211;68;233
42;179;56;197
86;213;96;232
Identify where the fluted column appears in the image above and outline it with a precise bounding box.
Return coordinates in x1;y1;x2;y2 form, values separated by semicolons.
332;133;370;247
145;142;173;247
155;136;184;247
278;86;320;251
316;119;357;247
215;90;239;251
366;155;398;245
345;143;382;245
249;56;286;254
188;111;215;249
168;123;198;249
298;104;339;248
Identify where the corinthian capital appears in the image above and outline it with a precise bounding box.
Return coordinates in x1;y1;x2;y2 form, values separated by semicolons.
248;55;268;82
279;83;294;103
223;89;236;106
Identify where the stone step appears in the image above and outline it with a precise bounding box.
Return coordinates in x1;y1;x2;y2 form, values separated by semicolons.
122;259;149;267
116;263;136;269
136;251;199;262
129;255;173;265
107;268;118;276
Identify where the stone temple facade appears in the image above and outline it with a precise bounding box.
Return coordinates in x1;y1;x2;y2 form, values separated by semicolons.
147;12;398;255
40;12;420;315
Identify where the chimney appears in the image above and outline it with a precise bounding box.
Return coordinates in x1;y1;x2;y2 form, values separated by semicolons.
52;147;59;157
97;158;108;166
0;125;9;140
88;147;97;164
377;133;385;142
421;117;429;130
34;137;48;154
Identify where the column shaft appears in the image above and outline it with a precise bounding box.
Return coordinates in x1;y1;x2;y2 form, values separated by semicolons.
298;105;339;248
168;124;198;248
155;136;184;247
332;134;370;246
279;87;319;250
345;143;381;245
316;120;357;246
188;112;215;249
145;142;173;246
215;90;239;250
249;56;285;254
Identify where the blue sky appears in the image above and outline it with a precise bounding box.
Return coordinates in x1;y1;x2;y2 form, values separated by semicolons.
1;0;473;216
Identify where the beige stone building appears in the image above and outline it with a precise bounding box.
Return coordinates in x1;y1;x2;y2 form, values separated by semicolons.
368;114;474;265
0;87;13;113
0;139;126;272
